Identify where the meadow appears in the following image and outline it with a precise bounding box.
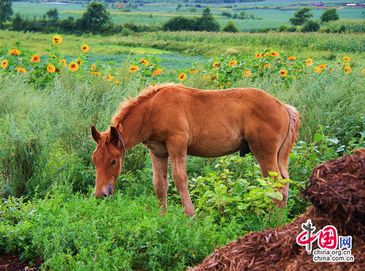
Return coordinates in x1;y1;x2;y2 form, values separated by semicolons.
12;0;365;31
0;27;365;270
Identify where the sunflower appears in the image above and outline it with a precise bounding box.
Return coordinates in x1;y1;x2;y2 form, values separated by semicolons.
313;66;322;74
68;62;79;72
16;67;27;73
52;35;63;44
270;51;280;57
228;60;237;67
343;56;351;62
189;68;198;74
178;73;187;81
1;60;9;69
129;65;139;73
90;64;97;71
287;56;296;61
59;59;67;67
255;53;262;59
212;61;220;69
343;65;352;74
30;54;41;63
90;71;100;77
263;52;270;58
318;64;327;70
9;49;20;56
152;69;162;77
305;58;314;66
77;59;82;65
243;70;252;77
47;64;56;73
279;69;288;77
81;44;90;53
114;79;121;85
139;58;149;66
106;75;114;81
263;63;271;69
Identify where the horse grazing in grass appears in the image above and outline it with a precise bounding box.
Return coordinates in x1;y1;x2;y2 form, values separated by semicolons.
91;84;300;216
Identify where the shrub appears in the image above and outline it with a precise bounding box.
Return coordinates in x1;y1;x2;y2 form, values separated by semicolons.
223;21;239;33
302;20;320;32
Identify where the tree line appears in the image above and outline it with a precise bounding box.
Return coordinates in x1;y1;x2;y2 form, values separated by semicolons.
0;0;350;35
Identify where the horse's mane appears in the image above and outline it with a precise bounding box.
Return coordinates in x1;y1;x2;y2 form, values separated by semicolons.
111;83;179;126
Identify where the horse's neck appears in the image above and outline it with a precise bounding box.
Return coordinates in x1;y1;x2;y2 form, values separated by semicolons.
118;103;148;150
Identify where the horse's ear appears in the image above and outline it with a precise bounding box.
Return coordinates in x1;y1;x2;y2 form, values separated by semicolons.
91;126;101;143
109;126;120;146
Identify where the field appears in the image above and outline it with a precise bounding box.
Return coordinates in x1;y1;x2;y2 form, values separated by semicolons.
12;0;365;31
0;1;365;270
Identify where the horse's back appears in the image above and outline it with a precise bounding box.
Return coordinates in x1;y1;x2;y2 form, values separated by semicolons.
147;85;289;157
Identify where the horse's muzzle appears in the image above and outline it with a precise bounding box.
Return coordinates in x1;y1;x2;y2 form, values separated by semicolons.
95;183;114;198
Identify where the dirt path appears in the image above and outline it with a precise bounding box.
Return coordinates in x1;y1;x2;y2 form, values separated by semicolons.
0;255;39;271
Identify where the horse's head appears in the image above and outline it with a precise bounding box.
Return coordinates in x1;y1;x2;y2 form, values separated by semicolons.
91;126;125;198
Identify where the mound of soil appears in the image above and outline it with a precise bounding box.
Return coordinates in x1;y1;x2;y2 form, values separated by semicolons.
0;255;39;271
190;149;365;271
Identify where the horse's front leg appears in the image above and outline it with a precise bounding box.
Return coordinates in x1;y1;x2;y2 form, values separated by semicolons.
150;151;168;214
167;140;195;216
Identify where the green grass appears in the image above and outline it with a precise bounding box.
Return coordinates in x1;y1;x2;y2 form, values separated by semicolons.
0;193;247;270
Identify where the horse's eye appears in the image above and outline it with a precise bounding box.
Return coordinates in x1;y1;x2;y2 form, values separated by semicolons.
110;159;117;166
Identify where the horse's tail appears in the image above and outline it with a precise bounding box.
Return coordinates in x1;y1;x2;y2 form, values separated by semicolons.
277;105;300;179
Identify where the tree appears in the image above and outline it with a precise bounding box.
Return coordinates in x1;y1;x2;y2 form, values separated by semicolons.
0;0;13;28
45;8;59;22
223;21;239;33
290;8;313;26
78;2;111;33
11;13;24;31
320;9;339;23
302;20;320;32
196;7;220;32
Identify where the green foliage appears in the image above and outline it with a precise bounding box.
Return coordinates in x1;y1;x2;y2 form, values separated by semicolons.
223;21;239;33
290;8;313;26
321;9;339;23
302;20;320;32
0;0;13;28
163;8;219;32
189;155;288;224
0;193;243;270
78;2;111;34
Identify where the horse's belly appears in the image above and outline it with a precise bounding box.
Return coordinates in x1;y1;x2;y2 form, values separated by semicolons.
187;137;243;157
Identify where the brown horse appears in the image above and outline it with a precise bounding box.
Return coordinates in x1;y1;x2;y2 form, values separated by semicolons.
91;84;300;216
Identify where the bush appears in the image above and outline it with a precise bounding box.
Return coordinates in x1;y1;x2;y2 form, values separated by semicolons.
163;16;196;31
163;8;220;32
302;20;320;32
223;21;239;33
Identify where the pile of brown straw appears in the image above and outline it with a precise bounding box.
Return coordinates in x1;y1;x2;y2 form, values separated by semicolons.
191;149;365;271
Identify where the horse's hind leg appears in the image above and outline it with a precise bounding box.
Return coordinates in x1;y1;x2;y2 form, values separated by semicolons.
150;151;169;214
247;139;288;207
